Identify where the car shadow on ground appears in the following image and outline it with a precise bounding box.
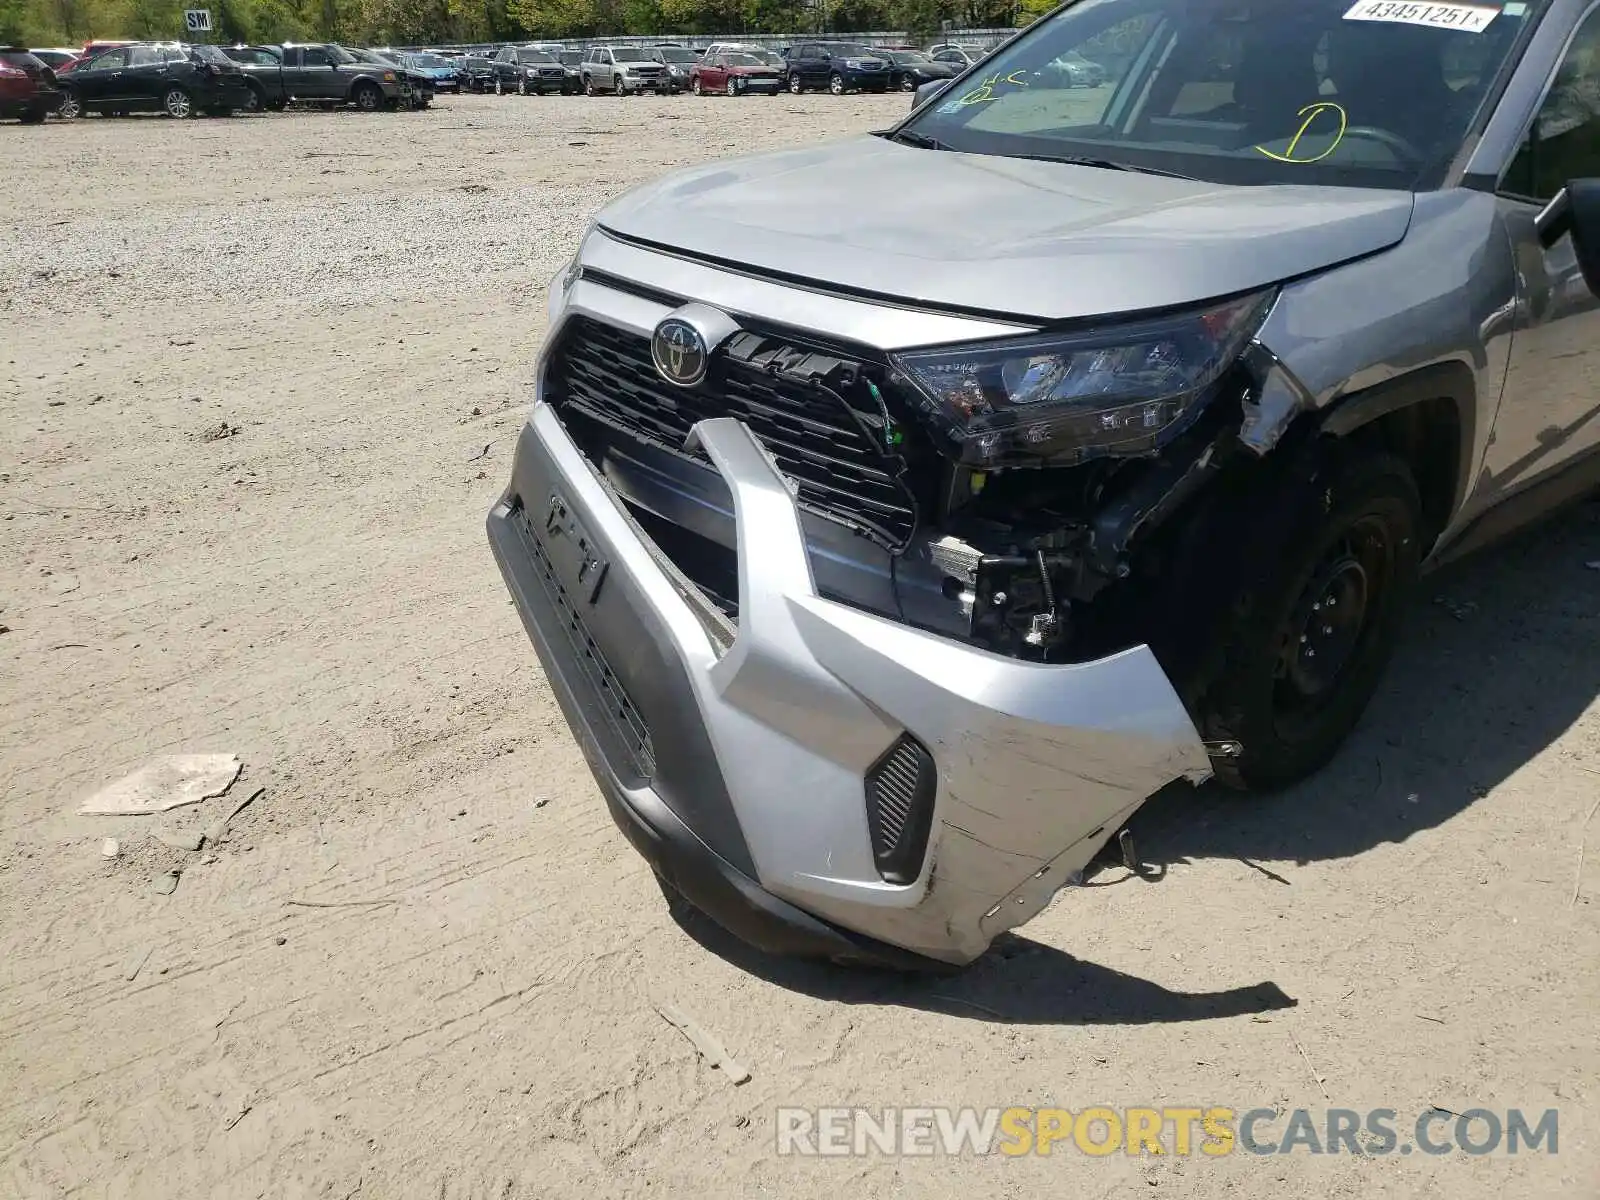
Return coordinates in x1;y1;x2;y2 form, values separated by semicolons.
1127;497;1600;876
669;501;1599;1022
667;898;1299;1026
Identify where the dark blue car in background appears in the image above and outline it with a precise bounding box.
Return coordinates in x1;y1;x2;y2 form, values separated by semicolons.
401;52;459;91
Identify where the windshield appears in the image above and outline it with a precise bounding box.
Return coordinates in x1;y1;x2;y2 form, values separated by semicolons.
611;47;647;61
823;43;876;57
890;51;932;64
559;50;581;65
516;49;554;62
323;45;356;63
189;44;233;64
411;53;449;67
900;0;1537;189
654;47;697;62
724;53;762;66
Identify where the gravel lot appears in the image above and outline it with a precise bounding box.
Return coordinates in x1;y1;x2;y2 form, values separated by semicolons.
2;94;1597;1199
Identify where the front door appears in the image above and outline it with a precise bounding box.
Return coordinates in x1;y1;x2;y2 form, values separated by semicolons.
73;47;130;107
701;54;728;90
1485;4;1600;498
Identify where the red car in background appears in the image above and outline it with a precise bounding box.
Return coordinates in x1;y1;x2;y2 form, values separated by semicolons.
0;47;65;122
56;40;134;72
688;50;782;96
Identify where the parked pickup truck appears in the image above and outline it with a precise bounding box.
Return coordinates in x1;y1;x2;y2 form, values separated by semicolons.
218;42;414;111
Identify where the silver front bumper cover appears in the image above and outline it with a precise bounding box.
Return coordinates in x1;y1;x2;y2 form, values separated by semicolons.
513;392;1212;964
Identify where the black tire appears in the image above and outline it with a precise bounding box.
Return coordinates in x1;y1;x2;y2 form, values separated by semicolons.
517;75;527;95
56;89;82;118
20;107;47;124
829;72;845;95
691;74;702;95
242;85;263;113
353;82;383;112
1185;446;1422;791
788;72;802;94
900;76;916;91
583;75;595;96
725;77;737;97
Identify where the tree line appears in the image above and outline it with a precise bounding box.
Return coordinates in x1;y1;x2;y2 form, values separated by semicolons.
2;0;1047;52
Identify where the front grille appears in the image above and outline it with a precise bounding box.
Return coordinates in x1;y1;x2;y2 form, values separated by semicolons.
547;315;916;547
515;504;655;779
864;734;936;884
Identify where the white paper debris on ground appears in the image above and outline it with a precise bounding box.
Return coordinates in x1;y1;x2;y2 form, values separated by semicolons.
79;754;242;816
100;838;120;859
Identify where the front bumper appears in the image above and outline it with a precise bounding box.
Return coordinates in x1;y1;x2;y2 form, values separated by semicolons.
489;356;1212;966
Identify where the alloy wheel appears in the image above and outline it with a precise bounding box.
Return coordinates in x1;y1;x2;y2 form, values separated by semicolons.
163;88;193;118
788;73;801;93
725;78;737;96
829;72;844;95
57;90;82;118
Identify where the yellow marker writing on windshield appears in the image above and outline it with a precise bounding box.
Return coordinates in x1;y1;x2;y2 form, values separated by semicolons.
953;69;1030;107
1254;101;1348;163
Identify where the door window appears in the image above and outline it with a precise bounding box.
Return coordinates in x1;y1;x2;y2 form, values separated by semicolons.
1503;7;1600;200
128;45;161;66
303;48;333;67
86;48;128;70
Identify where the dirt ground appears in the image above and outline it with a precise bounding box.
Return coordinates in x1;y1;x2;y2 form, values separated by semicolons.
2;93;1597;1200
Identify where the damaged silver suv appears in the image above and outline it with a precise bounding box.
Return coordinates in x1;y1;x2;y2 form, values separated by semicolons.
489;0;1600;968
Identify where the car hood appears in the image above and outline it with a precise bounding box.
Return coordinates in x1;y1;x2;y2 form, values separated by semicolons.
596;135;1416;321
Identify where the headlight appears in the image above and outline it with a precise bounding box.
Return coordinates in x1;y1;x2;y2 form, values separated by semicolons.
890;289;1275;467
844;57;865;68
382;71;396;81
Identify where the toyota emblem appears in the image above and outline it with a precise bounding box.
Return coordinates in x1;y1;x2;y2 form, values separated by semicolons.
651;317;709;388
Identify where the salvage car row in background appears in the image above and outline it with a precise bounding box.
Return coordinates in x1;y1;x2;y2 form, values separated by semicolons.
1;35;1030;123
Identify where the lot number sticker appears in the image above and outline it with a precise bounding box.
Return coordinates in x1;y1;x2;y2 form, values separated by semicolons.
1343;0;1499;31
184;8;212;31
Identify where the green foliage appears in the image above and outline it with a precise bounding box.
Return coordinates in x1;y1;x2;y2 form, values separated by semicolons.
6;0;1003;51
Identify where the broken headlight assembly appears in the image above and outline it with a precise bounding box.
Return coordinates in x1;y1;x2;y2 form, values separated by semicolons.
889;289;1277;468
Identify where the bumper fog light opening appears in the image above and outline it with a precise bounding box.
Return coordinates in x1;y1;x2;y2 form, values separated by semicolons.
864;733;937;885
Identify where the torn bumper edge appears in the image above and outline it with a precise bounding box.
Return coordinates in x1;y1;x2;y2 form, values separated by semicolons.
488;402;1213;966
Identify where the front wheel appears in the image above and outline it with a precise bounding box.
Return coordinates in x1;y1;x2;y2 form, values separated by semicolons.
242;86;263;113
690;75;702;95
162;87;194;118
583;76;595;96
352;82;383;112
1187;448;1422;791
517;76;526;95
725;78;737;97
788;72;802;94
900;76;916;91
828;72;845;96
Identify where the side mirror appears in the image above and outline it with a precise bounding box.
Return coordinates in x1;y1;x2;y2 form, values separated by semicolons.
1536;178;1600;295
913;78;952;108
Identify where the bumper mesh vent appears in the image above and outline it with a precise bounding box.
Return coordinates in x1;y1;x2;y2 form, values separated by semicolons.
864;733;936;885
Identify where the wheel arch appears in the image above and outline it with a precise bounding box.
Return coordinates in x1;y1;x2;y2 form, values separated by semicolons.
1316;361;1477;555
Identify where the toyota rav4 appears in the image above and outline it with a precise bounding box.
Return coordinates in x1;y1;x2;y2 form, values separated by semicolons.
488;0;1600;969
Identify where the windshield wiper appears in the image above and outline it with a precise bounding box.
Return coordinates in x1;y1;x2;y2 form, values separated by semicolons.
1004;153;1195;180
887;129;951;151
